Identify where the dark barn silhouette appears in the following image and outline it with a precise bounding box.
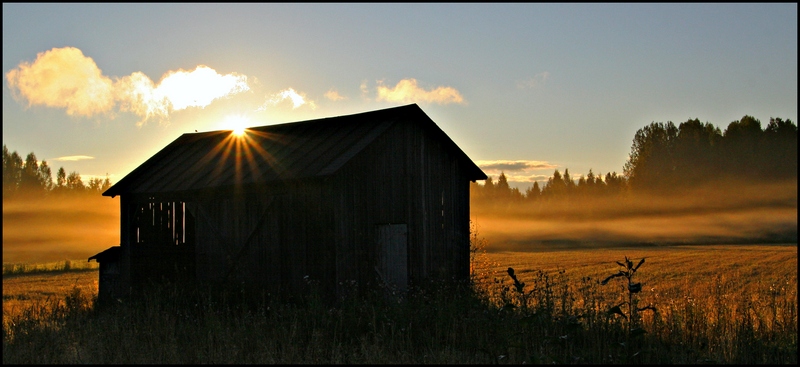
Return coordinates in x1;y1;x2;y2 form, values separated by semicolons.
91;104;486;302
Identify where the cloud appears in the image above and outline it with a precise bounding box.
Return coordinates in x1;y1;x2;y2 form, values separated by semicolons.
118;66;249;124
516;72;551;89
259;88;317;110
6;47;251;125
375;78;465;105
53;155;95;162
6;47;115;117
477;160;555;172
476;160;557;184
324;88;346;101
360;80;370;100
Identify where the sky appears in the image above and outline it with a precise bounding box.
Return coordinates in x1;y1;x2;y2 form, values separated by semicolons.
2;3;797;191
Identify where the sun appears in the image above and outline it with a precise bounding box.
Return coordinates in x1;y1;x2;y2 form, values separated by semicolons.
223;114;250;137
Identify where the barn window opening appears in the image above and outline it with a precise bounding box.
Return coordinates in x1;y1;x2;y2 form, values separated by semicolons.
134;198;192;246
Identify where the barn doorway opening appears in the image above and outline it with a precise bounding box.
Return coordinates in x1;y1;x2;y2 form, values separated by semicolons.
376;223;408;292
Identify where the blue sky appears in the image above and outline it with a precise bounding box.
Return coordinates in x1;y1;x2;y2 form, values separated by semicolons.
3;3;797;190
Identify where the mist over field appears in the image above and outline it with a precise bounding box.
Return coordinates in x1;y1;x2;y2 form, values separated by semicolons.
1;180;796;263
2;196;119;263
472;180;798;252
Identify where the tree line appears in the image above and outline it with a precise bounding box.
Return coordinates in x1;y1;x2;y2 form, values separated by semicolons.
3;144;111;199
471;168;627;206
623;116;796;192
472;115;797;206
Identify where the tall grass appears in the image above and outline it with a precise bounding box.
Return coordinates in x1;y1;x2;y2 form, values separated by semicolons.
3;244;797;363
2;260;99;276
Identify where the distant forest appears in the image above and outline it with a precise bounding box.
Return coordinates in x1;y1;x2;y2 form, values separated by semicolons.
2;145;111;199
472;115;797;207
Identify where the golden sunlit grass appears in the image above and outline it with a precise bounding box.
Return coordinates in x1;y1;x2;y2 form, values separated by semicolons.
472;244;798;363
475;245;797;312
2;270;97;324
3;244;795;363
3;260;99;276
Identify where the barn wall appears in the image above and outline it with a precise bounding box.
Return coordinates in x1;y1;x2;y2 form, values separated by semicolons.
190;180;335;299
332;119;472;293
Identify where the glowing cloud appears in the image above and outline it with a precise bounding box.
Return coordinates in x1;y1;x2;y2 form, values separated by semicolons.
376;78;465;105
154;66;249;110
6;47;115;117
324;88;346;101
6;47;251;125
53;155;95;162
261;88;316;110
118;66;249;125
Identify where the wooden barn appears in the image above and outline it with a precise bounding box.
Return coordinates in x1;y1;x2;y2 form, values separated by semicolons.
92;104;486;301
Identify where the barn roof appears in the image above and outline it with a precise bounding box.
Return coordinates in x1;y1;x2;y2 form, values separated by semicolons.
103;104;486;197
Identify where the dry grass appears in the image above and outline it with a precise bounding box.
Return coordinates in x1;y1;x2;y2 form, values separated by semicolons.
3;243;796;363
2;270;98;323
471;244;797;363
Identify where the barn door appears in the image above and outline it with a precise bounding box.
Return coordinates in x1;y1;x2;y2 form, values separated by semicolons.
376;224;408;292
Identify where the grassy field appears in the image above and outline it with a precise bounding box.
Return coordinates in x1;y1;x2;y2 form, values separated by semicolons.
3;243;796;364
3;265;98;322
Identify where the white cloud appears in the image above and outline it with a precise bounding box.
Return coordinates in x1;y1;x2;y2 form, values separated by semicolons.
53;155;95;162
260;88;317;110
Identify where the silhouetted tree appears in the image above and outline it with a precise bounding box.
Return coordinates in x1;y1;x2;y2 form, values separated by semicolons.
54;167;68;195
722;115;763;179
496;172;511;200
563;168;576;195
541;169;566;198
86;174;112;195
763;117;797;179
525;181;541;202
3;145;23;198
673;119;722;186
483;176;495;202
66;171;85;193
623;121;678;191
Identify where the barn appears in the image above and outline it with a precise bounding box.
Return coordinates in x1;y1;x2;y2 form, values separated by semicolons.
91;104;486;301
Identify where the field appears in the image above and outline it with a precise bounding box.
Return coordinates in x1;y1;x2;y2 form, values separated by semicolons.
3;244;796;364
3;267;98;322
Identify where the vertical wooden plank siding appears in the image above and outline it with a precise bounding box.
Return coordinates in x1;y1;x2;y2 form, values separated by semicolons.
330;118;473;294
